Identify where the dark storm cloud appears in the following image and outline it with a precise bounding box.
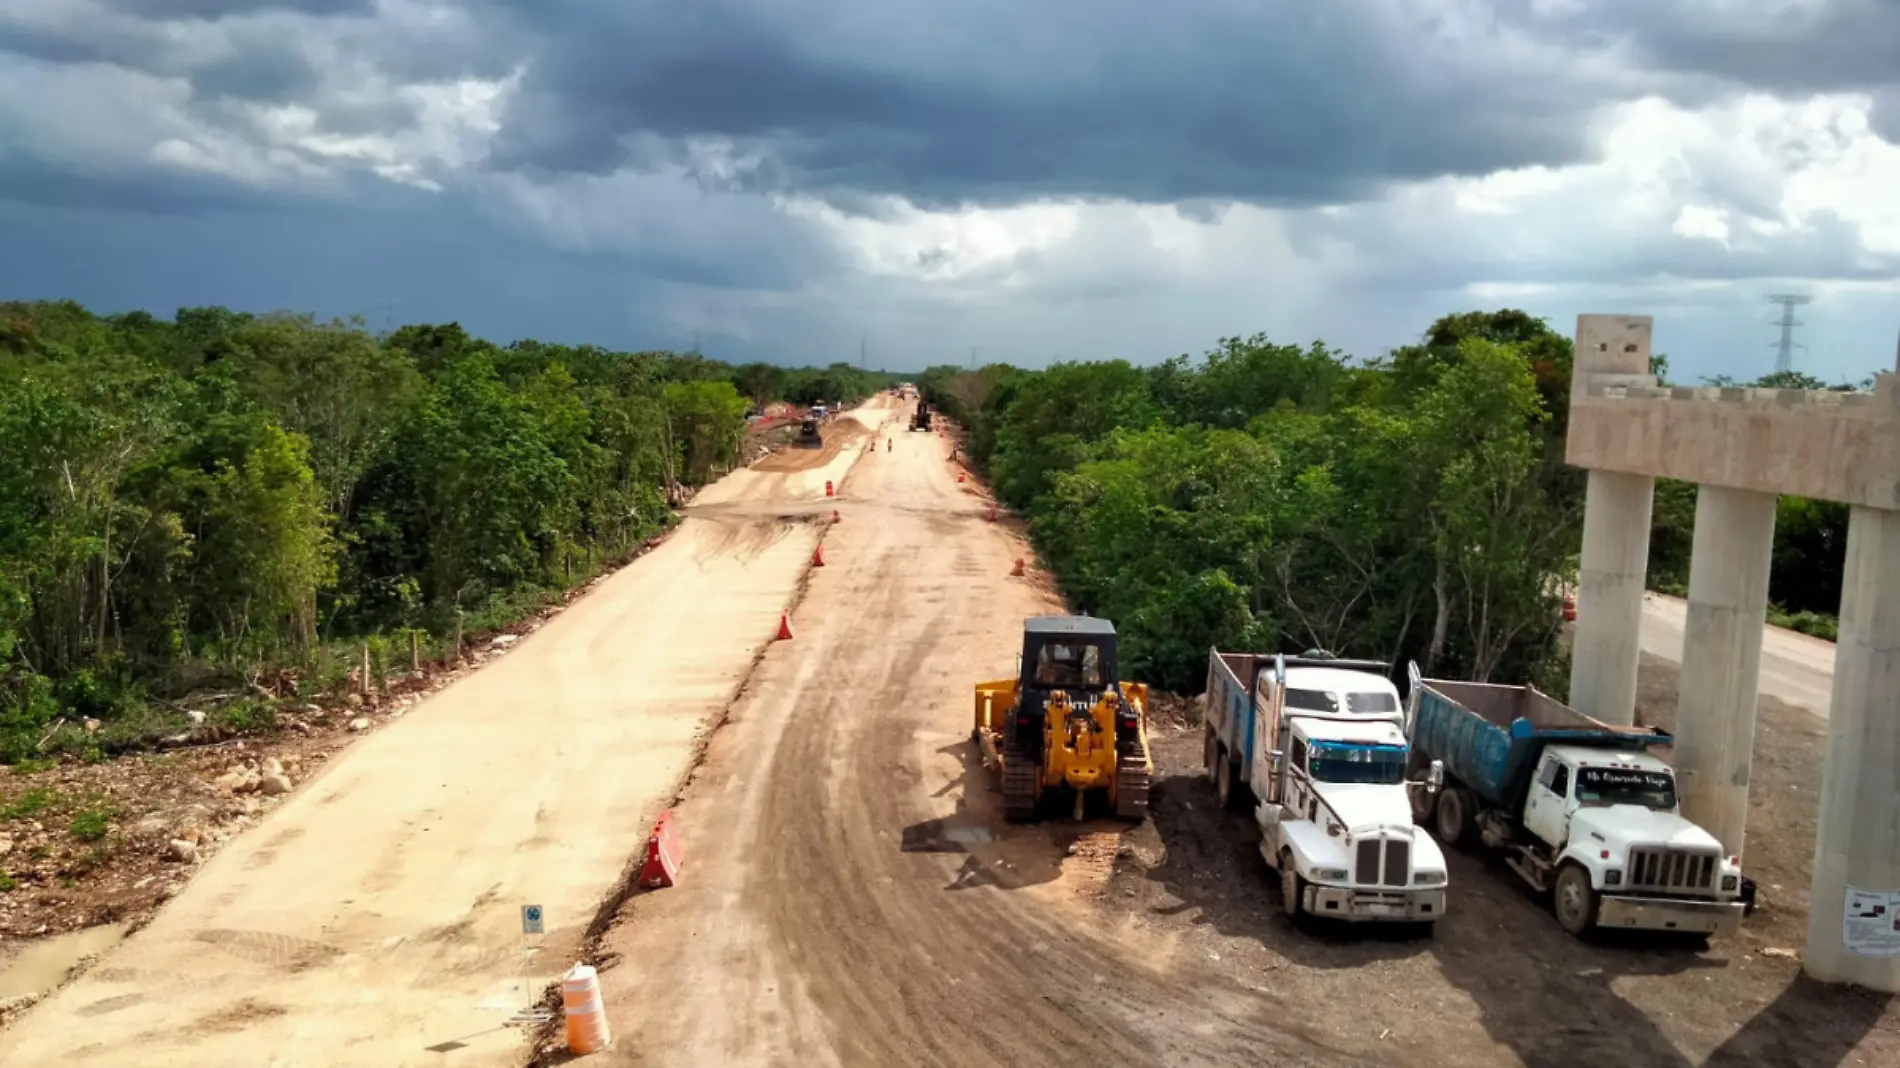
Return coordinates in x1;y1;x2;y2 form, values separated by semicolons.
482;0;1621;208
191;44;320;102
1527;0;1900;95
93;0;375;18
0;153;291;215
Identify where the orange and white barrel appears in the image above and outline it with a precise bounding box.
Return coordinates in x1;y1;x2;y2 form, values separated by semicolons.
562;964;612;1055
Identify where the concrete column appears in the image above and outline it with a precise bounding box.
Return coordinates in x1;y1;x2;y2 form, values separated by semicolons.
1570;469;1655;726
1806;506;1900;992
1672;485;1777;861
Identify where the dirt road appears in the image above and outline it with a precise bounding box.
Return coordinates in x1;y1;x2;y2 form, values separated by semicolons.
1639;591;1836;719
591;417;1376;1067
0;407;890;1066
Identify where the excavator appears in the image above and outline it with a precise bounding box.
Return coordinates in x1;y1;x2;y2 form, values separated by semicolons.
972;616;1152;822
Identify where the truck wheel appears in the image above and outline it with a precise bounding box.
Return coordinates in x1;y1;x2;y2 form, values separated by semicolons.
1217;755;1247;811
1410;781;1438;825
1434;787;1472;847
1279;851;1305;920
1553;863;1601;936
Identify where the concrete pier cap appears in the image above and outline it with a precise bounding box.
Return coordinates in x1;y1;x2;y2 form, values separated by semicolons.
1565;314;1900;992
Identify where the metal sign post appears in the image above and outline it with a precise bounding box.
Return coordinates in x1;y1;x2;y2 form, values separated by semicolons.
507;904;552;1026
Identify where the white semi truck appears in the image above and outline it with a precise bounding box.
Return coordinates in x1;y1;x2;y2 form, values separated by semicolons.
1406;667;1750;938
1204;650;1447;928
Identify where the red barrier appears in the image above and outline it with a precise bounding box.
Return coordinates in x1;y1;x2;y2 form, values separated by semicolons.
639;809;682;889
1562;594;1577;622
824;480;835;497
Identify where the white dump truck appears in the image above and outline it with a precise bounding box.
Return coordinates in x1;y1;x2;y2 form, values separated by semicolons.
1204;650;1447;928
1406;667;1750;938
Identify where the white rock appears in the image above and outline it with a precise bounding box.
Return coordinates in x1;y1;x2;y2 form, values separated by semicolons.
262;757;283;777
185;710;206;726
260;773;293;796
349;717;371;732
0;836;11;857
166;839;199;863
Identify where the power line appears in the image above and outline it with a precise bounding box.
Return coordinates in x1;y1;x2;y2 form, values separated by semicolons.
1766;294;1811;375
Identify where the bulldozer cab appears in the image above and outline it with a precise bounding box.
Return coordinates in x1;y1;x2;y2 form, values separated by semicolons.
1020;616;1117;696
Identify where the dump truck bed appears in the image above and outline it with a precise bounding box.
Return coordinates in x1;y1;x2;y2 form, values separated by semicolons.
1411;679;1671;812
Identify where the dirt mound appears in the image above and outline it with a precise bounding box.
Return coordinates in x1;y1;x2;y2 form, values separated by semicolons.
752;419;871;473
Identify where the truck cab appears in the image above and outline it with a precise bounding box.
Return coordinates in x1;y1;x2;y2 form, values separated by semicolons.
1204;650;1446;927
1518;746;1743;936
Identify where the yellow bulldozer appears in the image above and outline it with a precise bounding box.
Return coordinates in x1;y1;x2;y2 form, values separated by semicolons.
972;615;1153;822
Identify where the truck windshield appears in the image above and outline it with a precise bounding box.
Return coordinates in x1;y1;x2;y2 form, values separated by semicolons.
1575;767;1676;809
1307;743;1406;785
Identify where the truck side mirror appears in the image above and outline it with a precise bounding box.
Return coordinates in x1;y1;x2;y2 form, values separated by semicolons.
1428;759;1444;793
1269;749;1285;774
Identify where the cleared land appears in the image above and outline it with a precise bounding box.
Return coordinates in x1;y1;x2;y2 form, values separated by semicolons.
0;404;893;1067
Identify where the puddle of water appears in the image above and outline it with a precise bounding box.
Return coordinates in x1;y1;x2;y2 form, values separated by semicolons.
0;923;128;1000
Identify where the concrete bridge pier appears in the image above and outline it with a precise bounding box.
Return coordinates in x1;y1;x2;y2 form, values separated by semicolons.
1805;504;1900;991
1569;469;1653;727
1672;485;1778;862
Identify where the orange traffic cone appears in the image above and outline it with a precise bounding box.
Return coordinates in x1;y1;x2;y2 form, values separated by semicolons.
987;504;998;522
776;613;794;640
832;509;842;523
1011;558;1025;577
824;480;834;497
812;545;826;567
957;472;966;483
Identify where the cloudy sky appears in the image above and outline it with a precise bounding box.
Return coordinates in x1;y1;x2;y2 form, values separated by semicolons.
3;0;1898;382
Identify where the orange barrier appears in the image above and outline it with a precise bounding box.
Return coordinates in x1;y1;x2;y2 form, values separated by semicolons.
562;964;612;1054
1562;594;1577;622
639;809;682;889
1011;558;1025;577
956;472;966;483
832;509;842;523
987;504;998;522
813;545;826;567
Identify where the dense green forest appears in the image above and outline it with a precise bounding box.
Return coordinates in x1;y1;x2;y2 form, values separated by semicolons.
920;311;1861;691
0;301;888;763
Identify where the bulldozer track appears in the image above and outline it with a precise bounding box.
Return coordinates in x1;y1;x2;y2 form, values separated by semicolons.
1000;739;1039;822
1114;750;1151;820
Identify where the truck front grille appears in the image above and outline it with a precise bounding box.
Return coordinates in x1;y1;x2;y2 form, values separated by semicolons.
1627;847;1717;892
1352;837;1411;886
1382;839;1410;887
1355;839;1379;884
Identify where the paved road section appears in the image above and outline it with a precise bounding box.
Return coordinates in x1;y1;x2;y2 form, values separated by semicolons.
0;405;893;1067
1638;591;1837;719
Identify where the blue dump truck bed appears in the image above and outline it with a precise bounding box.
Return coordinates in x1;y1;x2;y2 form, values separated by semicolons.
1411;679;1672;811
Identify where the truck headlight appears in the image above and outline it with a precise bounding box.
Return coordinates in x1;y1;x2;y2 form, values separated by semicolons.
1314;868;1349;881
1722;874;1739;892
1412;871;1446;886
1605;870;1622;887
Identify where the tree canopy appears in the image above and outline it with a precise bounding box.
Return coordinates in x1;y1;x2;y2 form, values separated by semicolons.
0;301;887;762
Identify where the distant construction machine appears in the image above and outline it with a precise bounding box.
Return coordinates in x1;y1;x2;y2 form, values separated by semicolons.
795;416;824;449
973;616;1153;822
911;405;932;432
